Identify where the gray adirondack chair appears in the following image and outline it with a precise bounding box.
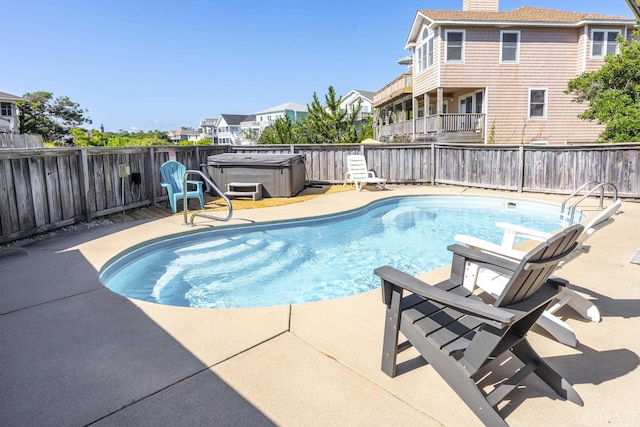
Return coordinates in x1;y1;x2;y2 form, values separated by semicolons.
375;223;584;427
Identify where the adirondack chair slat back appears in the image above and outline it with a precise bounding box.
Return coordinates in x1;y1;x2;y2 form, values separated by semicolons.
495;224;583;306
160;161;186;193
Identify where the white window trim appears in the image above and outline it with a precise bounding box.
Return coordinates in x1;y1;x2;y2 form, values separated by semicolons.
500;30;520;64
445;29;465;63
528;88;548;120
590;29;621;58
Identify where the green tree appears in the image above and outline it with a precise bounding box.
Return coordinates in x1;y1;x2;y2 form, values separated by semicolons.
359;115;375;140
17;91;92;142
566;31;640;142
69;127;108;146
259;116;294;144
305;86;361;144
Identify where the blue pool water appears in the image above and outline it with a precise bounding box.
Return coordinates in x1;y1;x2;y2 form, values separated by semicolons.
100;196;575;309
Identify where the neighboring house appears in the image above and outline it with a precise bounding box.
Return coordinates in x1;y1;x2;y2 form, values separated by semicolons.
217;114;252;145
255;102;307;124
0;91;23;134
339;89;375;135
167;128;200;144
240;102;308;144
199;117;219;143
339;89;375;120
374;0;636;144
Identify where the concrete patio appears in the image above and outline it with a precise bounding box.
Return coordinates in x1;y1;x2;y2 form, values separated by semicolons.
1;185;639;426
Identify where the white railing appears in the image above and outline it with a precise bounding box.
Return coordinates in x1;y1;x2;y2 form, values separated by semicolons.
375;121;413;140
377;113;485;140
441;113;484;132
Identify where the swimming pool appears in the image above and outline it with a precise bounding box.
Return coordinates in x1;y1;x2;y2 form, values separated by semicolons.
100;196;576;309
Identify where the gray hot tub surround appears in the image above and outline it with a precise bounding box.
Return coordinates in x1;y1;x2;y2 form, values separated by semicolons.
207;153;306;198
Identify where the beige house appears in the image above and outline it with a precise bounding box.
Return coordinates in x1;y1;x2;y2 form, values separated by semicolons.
167;128;200;144
374;1;636;144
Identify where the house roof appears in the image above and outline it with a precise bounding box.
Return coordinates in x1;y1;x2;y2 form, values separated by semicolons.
406;6;636;48
220;114;252;126
169;128;199;136
256;102;308;114
352;90;376;102
0;91;24;102
421;6;633;23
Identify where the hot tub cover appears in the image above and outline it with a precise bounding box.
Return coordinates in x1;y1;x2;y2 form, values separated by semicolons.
208;153;303;167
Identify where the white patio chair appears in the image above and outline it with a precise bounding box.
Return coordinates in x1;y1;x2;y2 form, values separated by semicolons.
343;155;386;191
454;199;621;347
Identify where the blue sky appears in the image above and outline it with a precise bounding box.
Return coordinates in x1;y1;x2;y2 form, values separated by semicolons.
4;0;635;132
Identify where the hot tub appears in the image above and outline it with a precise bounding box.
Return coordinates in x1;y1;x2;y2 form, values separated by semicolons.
207;153;306;198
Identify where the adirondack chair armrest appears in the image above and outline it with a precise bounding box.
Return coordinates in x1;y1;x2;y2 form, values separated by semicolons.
160;182;173;194
186;179;203;189
453;235;527;261
496;222;552;241
374;266;515;325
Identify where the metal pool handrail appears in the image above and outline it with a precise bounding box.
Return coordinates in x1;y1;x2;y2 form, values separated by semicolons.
560;181;618;224
182;169;233;226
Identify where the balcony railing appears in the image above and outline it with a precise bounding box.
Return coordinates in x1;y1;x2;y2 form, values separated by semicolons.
375;120;413;140
376;113;485;140
373;73;412;107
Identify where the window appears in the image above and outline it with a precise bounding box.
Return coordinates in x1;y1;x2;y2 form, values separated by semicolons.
1;102;12;116
419;44;427;71
475;91;483;113
416;27;434;73
445;30;465;63
529;89;547;119
500;30;520;63
591;30;620;57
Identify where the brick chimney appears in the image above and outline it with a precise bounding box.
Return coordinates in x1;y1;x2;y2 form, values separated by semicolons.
463;0;498;12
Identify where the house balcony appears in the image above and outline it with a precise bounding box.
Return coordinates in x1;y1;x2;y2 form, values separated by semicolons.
373;73;412;108
375;113;485;143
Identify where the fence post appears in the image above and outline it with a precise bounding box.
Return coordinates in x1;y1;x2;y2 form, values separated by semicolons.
79;148;92;221
150;147;157;206
517;145;524;193
430;143;436;185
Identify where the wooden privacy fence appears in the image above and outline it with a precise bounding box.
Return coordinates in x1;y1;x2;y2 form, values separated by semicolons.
1;142;638;243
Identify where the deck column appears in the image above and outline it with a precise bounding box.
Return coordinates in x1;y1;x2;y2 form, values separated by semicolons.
412;96;417;140
436;87;443;133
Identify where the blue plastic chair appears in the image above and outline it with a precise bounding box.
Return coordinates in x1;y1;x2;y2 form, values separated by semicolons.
160;161;204;213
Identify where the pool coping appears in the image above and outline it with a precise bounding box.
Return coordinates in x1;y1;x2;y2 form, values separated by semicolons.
1;184;639;426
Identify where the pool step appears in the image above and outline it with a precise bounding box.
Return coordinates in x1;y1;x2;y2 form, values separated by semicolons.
225;182;263;201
